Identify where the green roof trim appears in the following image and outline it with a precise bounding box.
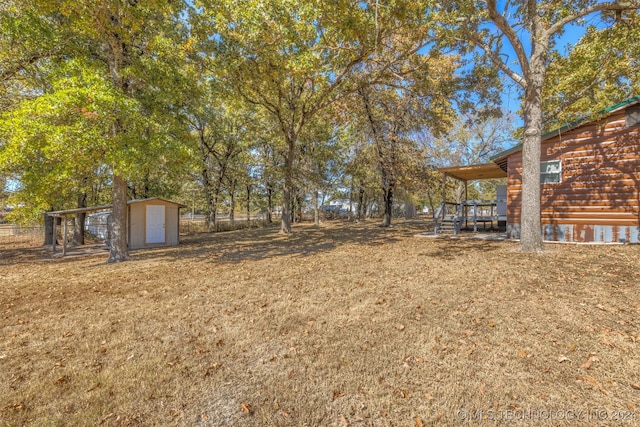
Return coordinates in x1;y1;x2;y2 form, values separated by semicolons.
490;95;640;162
490;142;522;161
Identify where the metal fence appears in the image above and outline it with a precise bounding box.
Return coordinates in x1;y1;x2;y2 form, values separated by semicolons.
179;215;271;234
0;224;44;245
1;218;267;247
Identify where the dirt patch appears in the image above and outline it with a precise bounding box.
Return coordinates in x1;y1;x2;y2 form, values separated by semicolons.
1;219;639;426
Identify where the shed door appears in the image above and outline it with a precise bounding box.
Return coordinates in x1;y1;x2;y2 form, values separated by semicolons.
146;205;165;244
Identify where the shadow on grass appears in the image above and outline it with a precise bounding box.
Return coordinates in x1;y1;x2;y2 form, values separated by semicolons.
419;236;510;260
0;218;505;267
0;242;111;266
0;244;51;266
136;220;411;265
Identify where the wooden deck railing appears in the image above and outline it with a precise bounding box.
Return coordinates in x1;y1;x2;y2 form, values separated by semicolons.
434;199;506;234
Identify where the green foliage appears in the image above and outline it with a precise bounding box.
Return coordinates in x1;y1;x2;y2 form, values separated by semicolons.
0;1;193;225
0;0;65;110
543;12;640;129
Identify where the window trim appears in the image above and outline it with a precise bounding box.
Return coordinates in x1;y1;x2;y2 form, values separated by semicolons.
540;160;562;184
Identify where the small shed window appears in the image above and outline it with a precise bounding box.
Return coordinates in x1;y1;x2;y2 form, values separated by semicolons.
541;160;561;184
626;105;640;128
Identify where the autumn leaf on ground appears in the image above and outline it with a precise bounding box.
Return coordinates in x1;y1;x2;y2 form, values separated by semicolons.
415;416;424;427
241;403;252;414
339;414;349;426
576;376;609;395
601;338;615;348
581;355;599;370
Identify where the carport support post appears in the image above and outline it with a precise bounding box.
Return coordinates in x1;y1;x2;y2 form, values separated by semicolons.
62;217;67;256
52;215;57;253
465;180;468;229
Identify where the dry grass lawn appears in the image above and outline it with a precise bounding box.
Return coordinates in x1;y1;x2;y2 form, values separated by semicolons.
1;220;639;426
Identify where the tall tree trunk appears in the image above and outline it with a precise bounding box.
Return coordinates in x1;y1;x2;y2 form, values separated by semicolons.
108;174;129;263
246;184;251;225
104;12;131;262
266;182;273;224
520;81;544;251
203;168;216;230
43;210;55;246
382;185;393;227
427;188;436;219
360;87;395;227
295;190;304;223
358;186;365;220
210;190;219;232
73;190;87;245
142;171;150;199
210;169;228;232
198;129;216;231
290;186;297;223
280;138;295;233
228;179;236;226
314;188;320;226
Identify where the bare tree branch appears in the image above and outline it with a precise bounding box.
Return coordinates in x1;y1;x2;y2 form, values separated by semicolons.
485;0;531;82
545;1;640;38
469;32;527;88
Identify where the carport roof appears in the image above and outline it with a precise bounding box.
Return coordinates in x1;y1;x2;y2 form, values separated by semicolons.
438;162;507;181
47;198;186;218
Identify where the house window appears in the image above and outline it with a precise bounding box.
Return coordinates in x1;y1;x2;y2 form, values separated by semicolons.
541;160;561;184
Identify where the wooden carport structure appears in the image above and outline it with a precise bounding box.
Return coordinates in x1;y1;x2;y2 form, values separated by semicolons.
438;162;507;200
48;204;112;256
435;163;507;234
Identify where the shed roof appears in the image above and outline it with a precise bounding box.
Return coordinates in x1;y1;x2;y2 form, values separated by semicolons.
128;197;187;208
438;162;507;181
48;197;186;218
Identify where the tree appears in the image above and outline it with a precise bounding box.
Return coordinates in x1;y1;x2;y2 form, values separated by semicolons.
416;111;513;205
187;90;255;231
0;0;68;110
254;134;282;225
543;11;640;128
7;0;191;262
195;0;446;233
424;111;514;167
450;0;640;251
0;61;128;225
296;113;349;226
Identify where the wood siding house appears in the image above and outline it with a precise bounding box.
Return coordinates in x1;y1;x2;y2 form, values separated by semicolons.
492;97;640;243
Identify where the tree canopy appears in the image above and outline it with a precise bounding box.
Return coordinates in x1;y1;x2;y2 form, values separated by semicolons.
1;0;639;257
